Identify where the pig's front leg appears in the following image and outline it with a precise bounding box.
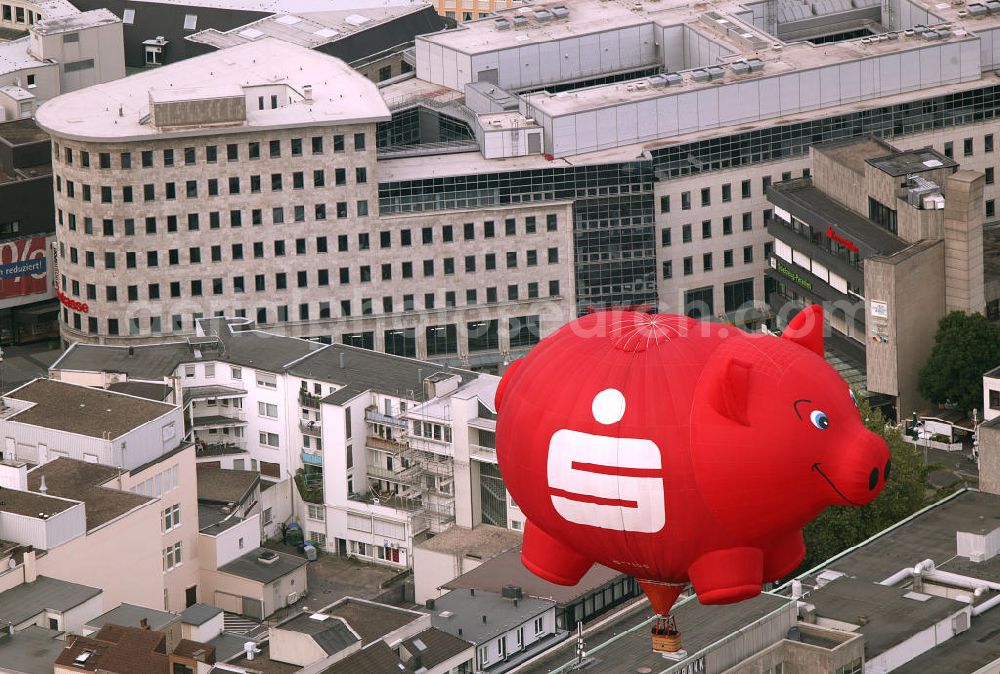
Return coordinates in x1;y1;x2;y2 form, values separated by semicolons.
687;547;763;604
762;529;805;583
521;519;593;585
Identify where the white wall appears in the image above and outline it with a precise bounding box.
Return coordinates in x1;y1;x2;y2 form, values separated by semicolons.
984;375;1000;422
212;515;262;568
182;610;224;643
867;609;970;671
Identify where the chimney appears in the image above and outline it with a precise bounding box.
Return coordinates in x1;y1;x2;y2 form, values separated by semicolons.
482;615;487;624
303;84;313;102
140;618;150;630
38;475;47;494
23;548;37;583
339;352;345;369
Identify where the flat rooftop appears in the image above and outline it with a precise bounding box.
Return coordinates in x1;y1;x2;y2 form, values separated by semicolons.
217;548;307;584
442;547;624;606
33;8;119;35
867;147;958;176
188;4;426;51
51;341;191;379
85;602;176;633
0;119;50;146
116;0;416;13
794;489;1000;668
528;592;794;673
0;487;78;519
431;589;554;645
274;612;359;655
416;523;521;559
0;626;69;674
35;37;390;142
196;465;259;505
28;458;152;530
180;603;223;627
321;598;422;646
0;575;101;627
4;378;176;440
768;177;910;257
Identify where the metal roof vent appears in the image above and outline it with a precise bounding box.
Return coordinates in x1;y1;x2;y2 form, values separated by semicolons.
257;550;279;565
664;72;683;85
707;66;725;80
691;69;710;82
533;9;552;21
731;61;750;75
747;58;765;72
494;18;510;29
552;6;569;18
512;16;529;27
968;2;988;14
648;74;669;87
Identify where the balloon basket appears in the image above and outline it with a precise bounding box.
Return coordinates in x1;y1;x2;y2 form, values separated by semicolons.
651;615;683;655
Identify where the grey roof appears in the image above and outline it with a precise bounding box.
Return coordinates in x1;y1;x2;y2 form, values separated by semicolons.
768;178;909;257
286;344;475;405
0;626;68;674
217;548;307;584
107;381;173;402
207;631;249;663
416;524;521;559
399;628;473;670
85;602;177;633
51;341;190;379
180;603;223;627
199;318;324;373
806;578;960;656
28;458;153;530
430;589;554;645
198;505;244;532
322;598;423;646
443;547;624;606
319;641;415;674
5;379;176;440
196;465;259;505
275;613;359;655
528;592;793;673
867;147;958;177
0;576;101;626
0;487;78;518
183;384;246;403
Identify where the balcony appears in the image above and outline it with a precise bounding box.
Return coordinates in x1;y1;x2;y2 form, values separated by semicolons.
470;444;498;463
301;450;323;466
299;419;322;435
192;409;247;429
183;384;247;405
365;408;407;428
422;457;453;476
299;391;322;409
367;463;420;484
197;439;246;457
366;435;407;453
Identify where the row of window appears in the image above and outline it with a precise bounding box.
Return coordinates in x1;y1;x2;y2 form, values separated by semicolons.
60;243;558;275
660;212;758;245
662;244;773;279
943;133;994;159
59;202;366;231
57;209;559;243
54;134;367;170
659;171;810;214
56;168;367;202
1;4;39;25
61;283;561;335
63;277;560;310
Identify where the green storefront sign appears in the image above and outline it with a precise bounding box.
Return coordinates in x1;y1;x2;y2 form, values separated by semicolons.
775;261;813;290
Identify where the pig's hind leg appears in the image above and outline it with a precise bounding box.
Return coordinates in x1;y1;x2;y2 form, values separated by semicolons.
762;529;806;583
521;519;593;585
687;547;763;604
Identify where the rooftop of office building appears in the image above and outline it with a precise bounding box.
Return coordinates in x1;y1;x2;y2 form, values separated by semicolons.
35;37;391;142
27;458;153;530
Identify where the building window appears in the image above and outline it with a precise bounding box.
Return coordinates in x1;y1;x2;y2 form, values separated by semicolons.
163;504;180;531
989;200;997;219
163;542;182;571
662;260;672;279
307;504;325;521
659;195;670;213
681;191;691;210
964;137;974;156
534;617;544;634
259;432;280;448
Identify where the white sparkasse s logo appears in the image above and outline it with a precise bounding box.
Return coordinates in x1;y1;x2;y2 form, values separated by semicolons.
547;428;665;533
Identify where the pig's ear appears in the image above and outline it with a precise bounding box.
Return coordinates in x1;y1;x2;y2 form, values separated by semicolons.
707;357;752;426
495;358;523;411
782;304;824;357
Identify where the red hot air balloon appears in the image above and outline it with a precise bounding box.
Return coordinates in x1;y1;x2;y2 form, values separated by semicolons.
495;305;889;629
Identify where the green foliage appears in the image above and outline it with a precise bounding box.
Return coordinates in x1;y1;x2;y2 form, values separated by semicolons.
918;311;1000;417
797;395;934;573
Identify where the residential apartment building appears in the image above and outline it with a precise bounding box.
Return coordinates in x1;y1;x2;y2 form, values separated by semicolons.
766;138;989;417
0;0;124;120
36;38;573;370
50;317;524;571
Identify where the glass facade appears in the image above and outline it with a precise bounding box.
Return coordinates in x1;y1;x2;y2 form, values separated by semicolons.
378;85;1000;314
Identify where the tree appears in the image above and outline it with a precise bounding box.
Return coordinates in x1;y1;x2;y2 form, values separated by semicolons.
796;394;935;573
918;311;1000;417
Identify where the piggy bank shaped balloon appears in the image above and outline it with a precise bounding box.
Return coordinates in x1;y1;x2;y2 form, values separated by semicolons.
495;305;890;616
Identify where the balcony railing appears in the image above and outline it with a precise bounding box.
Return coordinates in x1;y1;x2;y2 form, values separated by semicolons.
192;409;247;428
422;458;453;476
301;450;323;466
299;391;322;409
197;439;246;456
766;214;863;272
366;435;407;453
299;419;322;435
366;463;420;483
470;444;497;463
365;408;407;427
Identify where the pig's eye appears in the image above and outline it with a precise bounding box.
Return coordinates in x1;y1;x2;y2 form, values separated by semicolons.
810;410;829;430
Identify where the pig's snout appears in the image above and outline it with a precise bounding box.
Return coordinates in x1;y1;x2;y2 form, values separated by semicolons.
816;431;890;506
